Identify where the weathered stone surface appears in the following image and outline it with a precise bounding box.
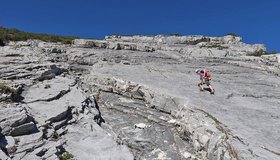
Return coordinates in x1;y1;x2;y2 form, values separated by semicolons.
10;122;36;136
261;54;280;69
38;64;67;81
0;35;279;159
5;136;16;154
73;35;265;58
0;106;35;136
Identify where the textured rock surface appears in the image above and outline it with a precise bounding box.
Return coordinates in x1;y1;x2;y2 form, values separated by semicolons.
0;35;279;159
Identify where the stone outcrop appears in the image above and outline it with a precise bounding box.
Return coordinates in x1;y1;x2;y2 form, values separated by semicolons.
0;34;279;159
0;106;36;136
38;64;67;81
73;35;266;58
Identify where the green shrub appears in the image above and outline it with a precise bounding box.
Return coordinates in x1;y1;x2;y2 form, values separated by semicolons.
201;44;229;50
0;83;19;102
184;37;210;45
0;83;17;95
169;33;182;36
59;152;74;160
226;33;239;37
0;27;79;45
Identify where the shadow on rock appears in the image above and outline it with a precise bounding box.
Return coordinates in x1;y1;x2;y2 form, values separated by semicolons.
0;136;9;157
81;95;105;126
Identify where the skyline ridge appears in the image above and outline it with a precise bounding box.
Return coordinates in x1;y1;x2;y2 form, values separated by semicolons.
1;0;279;51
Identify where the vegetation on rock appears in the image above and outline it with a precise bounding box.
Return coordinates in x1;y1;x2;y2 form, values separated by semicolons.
59;152;74;160
226;33;240;37
201;44;229;50
0;83;18;102
0;27;79;46
0;83;17;95
183;37;211;45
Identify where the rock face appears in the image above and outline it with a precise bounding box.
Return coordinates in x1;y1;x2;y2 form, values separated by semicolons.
73;35;266;58
0;35;279;160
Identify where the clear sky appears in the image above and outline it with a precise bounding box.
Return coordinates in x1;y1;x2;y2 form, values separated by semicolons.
1;0;279;51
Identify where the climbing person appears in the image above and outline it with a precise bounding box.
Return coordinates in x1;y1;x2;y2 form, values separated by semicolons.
195;69;215;94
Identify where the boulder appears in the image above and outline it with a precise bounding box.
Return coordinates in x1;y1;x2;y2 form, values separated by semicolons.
0;107;34;136
38;64;67;81
134;123;151;129
10;122;36;136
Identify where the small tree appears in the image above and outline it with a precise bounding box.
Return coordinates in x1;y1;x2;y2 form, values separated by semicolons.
226;33;239;37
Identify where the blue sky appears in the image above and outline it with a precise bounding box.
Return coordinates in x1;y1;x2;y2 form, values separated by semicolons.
1;0;279;51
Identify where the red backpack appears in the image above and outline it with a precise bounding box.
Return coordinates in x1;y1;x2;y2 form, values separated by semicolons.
205;71;211;78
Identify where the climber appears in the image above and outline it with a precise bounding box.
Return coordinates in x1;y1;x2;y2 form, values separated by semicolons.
195;69;215;94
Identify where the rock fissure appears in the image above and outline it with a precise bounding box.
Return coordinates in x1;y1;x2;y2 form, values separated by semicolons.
26;88;71;103
194;108;239;160
260;146;280;156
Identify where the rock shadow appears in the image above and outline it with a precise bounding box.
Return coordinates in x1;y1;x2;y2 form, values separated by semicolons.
203;87;212;92
0;136;9;157
203;87;214;94
81;96;105;126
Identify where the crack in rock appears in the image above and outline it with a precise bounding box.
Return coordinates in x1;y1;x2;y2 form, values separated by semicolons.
26;88;71;103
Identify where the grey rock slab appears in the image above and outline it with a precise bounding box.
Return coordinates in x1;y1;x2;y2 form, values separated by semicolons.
97;92;199;160
0;106;31;136
84;55;280;159
23;76;72;102
10;122;36;136
23;77;85;125
15;132;42;147
64;120;134;160
0;152;10;160
37;64;67;81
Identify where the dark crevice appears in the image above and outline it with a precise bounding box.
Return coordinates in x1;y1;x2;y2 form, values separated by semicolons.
241;94;280;99
81;96;105;126
155;108;172;115
261;146;280;156
195;108;240;160
226;92;280;100
26;88;71;103
47;106;73;123
42;107;73;141
0;136;9;157
35;148;48;157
